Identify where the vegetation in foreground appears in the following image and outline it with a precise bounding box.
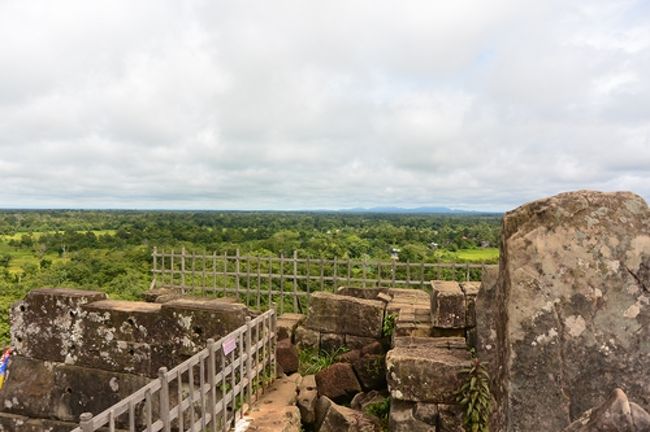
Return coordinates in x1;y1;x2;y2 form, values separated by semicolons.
0;210;501;346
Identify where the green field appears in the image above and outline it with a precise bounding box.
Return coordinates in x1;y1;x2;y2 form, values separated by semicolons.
451;248;499;262
0;230;117;242
433;247;499;263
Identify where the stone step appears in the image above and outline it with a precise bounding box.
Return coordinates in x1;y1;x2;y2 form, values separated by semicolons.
235;377;301;432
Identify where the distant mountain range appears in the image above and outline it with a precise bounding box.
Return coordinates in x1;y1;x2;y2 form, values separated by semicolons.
337;206;498;214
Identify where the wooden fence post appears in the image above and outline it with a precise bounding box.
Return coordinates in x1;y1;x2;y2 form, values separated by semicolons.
292;250;298;312
270;309;277;377
170;249;175;288
181;247;186;291
235;249;241;299
207;338;217;432
245;317;253;405
152;246;157;282
159;367;171;432
279;253;285;315
79;412;93;432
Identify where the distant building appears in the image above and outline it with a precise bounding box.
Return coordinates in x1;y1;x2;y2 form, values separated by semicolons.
429;242;439;249
390;247;401;260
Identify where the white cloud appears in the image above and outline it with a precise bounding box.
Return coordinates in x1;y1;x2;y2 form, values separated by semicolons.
0;0;649;211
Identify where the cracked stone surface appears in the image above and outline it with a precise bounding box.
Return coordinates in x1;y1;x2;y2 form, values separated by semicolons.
492;190;650;432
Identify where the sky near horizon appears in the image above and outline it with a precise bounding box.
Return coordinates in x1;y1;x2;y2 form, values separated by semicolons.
1;1;649;212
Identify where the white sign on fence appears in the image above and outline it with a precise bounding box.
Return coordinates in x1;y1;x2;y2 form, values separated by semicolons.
223;337;237;355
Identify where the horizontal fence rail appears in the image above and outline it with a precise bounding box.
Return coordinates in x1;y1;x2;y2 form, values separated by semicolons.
71;309;277;432
151;248;486;314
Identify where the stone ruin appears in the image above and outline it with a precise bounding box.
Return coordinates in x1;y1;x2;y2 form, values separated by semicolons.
1;190;649;432
0;289;253;431
271;280;482;431
482;190;650;432
268;190;650;432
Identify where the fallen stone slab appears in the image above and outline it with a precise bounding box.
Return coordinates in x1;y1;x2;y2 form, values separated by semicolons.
304;292;385;338
318;398;383;432
276;339;299;375
386;346;471;403
315;362;362;404
352;354;386;391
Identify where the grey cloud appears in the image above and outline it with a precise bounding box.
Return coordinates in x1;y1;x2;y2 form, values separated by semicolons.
0;0;649;211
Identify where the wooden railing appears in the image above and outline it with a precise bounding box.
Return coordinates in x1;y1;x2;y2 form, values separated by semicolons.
71;309;277;432
151;248;486;314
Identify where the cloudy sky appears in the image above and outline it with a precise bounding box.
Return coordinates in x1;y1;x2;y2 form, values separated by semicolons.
1;0;649;211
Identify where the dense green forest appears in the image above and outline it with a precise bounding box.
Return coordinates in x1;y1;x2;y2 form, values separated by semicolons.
0;210;502;346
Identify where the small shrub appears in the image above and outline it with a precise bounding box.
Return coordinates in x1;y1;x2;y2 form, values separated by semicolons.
298;346;348;375
457;351;491;432
364;398;390;431
382;313;396;337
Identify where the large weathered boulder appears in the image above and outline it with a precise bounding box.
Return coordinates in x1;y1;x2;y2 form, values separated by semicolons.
562;388;650;432
491;191;650;431
276;339;299;375
315;362;362;404
318;399;383;432
352;354;386;391
297;375;318;425
304;292;385;338
386;345;471;403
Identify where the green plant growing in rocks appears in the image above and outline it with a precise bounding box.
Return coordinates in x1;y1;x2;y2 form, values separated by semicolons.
457;351;491;432
298;346;348;375
382;313;397;337
364;398;390;431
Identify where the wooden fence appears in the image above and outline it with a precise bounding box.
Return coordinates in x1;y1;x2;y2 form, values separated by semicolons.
71;309;276;432
150;248;486;314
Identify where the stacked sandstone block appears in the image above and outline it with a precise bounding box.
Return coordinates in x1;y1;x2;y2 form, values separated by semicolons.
386;280;481;431
430;280;480;342
294;291;388;352
0;288;251;431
